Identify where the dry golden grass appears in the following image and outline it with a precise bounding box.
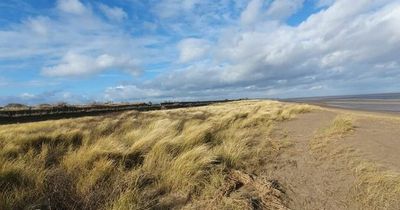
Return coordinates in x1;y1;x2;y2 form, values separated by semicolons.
310;115;354;152
311;115;400;209
0;100;312;210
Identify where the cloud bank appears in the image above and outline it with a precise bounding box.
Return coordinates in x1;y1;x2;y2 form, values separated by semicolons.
0;0;400;104
106;0;400;102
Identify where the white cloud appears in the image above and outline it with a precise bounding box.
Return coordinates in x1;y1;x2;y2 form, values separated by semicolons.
178;38;210;63
182;0;200;10
148;0;245;38
105;85;162;101
266;0;305;20
316;0;336;8
119;0;400;100
0;0;157;78
2;0;400;104
240;0;305;25
320;51;352;68
25;16;49;35
152;0;200;18
240;0;264;25
42;52;139;77
57;0;86;14
0;90;92;106
98;3;127;21
20;93;35;99
143;21;158;31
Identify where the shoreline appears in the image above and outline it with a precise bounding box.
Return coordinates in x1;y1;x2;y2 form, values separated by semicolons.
283;100;400;117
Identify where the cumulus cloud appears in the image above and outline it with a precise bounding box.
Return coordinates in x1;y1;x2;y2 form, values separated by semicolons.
25;16;49;35
103;0;400;102
316;0;336;8
98;3;127;21
105;85;162;101
266;0;305;20
0;90;92;106
178;38;211;63
103;83;274;102
0;0;152;78
42;52;139;77
240;0;264;25
240;0;305;25
2;0;400;104
57;0;86;14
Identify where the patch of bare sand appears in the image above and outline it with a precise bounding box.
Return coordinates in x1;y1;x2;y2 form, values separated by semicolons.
317;106;400;171
268;110;358;209
266;107;400;209
344;116;400;171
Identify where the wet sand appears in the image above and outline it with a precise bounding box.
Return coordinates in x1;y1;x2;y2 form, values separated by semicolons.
284;93;400;113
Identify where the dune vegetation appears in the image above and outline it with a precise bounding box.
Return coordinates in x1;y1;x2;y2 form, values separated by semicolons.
0;100;312;210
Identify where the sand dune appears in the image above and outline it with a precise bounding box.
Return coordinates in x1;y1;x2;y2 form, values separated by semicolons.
1;100;399;209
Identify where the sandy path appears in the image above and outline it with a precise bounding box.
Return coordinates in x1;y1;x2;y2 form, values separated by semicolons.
270;110;357;210
345;116;400;171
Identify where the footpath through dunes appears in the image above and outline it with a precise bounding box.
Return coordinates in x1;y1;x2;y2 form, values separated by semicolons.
269;110;356;209
269;106;400;209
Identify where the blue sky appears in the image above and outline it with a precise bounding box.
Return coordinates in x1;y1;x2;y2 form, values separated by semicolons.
0;0;400;105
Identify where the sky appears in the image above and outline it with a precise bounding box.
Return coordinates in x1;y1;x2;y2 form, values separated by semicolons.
0;0;400;105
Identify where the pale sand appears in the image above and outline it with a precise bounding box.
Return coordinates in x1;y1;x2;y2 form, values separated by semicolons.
268;106;400;209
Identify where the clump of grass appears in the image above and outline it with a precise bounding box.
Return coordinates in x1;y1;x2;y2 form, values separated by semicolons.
0;100;309;209
0;157;46;210
311;115;354;151
352;162;400;210
325;116;354;137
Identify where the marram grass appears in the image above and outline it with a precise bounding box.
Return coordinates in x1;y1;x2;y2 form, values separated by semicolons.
0;100;312;210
